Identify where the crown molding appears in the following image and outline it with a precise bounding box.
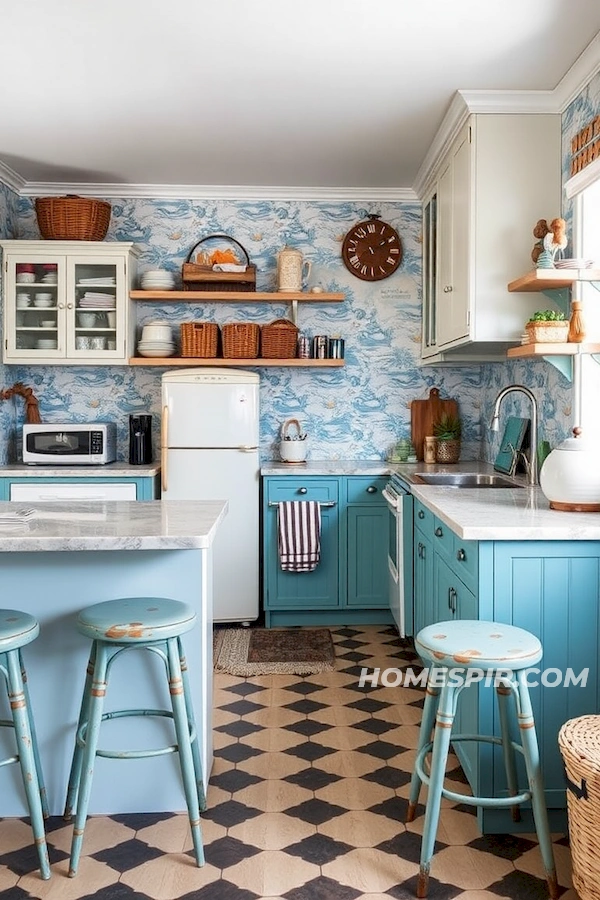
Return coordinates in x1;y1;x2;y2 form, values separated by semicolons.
0;160;26;194
458;89;559;113
18;181;420;203
554;31;600;111
413;92;470;198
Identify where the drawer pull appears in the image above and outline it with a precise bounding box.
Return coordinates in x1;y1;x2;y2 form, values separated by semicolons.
448;587;457;614
298;487;307;494
269;500;336;508
456;549;466;561
435;526;443;537
418;510;425;519
366;486;377;494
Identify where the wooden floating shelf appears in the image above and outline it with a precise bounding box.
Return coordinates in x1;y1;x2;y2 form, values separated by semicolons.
130;290;344;302
128;357;345;367
507;269;600;292
507;342;600;359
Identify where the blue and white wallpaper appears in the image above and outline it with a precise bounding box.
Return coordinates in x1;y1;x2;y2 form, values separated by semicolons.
1;66;599;465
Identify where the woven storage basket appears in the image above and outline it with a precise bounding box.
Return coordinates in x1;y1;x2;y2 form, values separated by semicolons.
35;196;111;241
182;234;256;292
261;319;298;359
559;715;600;900
180;322;220;358
222;323;260;358
525;321;569;343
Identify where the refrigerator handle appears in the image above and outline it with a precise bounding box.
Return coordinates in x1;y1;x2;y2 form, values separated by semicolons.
238;445;258;452
161;405;168;493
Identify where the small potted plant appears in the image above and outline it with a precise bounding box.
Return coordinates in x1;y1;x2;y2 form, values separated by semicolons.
433;414;462;464
526;310;568;343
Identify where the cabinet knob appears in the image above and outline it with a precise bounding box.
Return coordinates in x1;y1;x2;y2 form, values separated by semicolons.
298;487;307;495
366;486;377;494
67;302;74;309
456;548;466;561
418;510;425;519
57;302;65;309
434;526;443;537
443;285;453;293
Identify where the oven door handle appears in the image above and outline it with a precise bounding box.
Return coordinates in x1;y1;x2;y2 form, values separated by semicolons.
382;487;398;511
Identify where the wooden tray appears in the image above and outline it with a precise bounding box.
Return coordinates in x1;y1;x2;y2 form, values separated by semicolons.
410;387;458;461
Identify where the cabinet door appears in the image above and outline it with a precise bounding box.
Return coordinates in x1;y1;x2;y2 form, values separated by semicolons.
67;254;126;361
414;531;433;635
421;189;438;357
347;503;388;608
4;252;66;361
263;478;340;610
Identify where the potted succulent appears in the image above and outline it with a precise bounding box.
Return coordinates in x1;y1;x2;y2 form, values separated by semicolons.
526;309;568;343
433;413;462;464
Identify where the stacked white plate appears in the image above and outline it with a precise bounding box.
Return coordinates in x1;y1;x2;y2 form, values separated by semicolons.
140;269;175;290
137;342;176;358
555;258;595;269
138;320;175;357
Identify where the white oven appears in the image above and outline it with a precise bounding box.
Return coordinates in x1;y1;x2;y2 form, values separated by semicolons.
382;474;413;638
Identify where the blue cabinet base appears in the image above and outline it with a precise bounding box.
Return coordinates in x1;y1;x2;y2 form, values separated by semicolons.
265;608;394;627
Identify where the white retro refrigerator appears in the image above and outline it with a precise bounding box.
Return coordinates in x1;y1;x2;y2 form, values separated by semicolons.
161;368;260;623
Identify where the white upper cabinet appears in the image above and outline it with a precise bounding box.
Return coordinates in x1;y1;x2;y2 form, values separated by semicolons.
1;241;139;365
420;114;562;362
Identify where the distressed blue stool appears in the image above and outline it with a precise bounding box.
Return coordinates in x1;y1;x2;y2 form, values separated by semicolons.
407;620;558;899
63;597;205;877
0;609;50;880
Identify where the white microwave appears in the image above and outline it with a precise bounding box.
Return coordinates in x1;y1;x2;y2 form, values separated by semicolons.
22;423;117;465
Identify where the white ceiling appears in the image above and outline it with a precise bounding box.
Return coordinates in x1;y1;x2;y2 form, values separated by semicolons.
2;0;600;197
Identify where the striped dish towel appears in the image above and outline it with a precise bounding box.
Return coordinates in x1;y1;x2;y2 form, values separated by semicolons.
277;501;321;572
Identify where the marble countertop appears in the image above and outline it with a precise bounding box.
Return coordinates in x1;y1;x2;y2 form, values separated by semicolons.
0;500;227;551
261;459;395;476
0;463;161;477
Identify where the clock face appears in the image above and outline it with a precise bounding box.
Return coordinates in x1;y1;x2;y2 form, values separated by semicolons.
341;218;403;281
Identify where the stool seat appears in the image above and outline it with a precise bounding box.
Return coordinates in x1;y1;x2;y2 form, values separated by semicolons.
76;597;196;643
415;619;543;670
0;609;39;653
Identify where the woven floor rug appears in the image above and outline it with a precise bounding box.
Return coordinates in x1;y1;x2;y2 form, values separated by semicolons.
213;627;336;676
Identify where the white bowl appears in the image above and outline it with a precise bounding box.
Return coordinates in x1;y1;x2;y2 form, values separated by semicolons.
33;299;53;308
17;273;35;284
35;292;53;301
78;313;97;327
37;339;57;349
137;347;176;358
141;325;173;342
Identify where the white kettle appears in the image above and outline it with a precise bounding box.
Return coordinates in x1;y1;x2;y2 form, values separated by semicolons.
277;246;311;292
540;427;600;511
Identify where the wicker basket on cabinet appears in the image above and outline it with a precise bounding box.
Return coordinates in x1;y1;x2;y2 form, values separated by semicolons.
35;196;111;241
261;319;298;358
180;322;220;358
222;323;260;358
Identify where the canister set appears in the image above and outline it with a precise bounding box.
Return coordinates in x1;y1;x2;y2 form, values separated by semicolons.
298;334;345;359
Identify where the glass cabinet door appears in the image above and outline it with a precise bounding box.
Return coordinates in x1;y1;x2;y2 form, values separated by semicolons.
66;256;125;359
6;254;66;359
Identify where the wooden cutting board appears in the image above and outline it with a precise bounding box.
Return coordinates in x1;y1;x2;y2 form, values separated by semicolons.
411;387;459;461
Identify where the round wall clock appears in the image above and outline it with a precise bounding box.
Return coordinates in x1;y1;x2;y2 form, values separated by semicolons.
341;215;403;281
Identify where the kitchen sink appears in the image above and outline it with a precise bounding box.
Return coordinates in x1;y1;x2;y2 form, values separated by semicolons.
412;473;522;488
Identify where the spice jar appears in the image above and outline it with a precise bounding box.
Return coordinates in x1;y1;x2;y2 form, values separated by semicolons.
423;436;437;464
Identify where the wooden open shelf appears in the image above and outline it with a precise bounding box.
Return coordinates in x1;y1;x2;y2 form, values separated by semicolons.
130;290;344;302
507;342;600;359
129;357;345;367
507;269;600;292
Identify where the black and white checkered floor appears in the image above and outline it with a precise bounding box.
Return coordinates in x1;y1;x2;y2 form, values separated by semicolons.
0;626;576;899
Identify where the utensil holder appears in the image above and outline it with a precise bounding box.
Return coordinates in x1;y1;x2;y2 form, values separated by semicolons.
279;418;308;463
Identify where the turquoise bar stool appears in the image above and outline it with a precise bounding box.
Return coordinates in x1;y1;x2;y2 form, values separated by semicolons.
63;597;205;877
407;620;558;900
0;609;51;880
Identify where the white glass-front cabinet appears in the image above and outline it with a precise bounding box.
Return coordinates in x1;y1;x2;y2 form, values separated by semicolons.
1;241;139;364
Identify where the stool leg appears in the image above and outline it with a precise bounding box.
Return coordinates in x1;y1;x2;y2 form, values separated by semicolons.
514;670;559;900
69;642;110;877
19;652;49;820
407;678;440;822
167;637;204;867
5;649;51;880
64;643;96;821
495;682;521;823
178;638;206;812
417;675;456;899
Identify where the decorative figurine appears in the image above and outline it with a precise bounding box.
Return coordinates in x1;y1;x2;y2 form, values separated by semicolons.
531;219;550;265
536;217;568;269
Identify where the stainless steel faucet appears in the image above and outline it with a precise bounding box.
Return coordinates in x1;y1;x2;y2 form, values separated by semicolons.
491;385;539;486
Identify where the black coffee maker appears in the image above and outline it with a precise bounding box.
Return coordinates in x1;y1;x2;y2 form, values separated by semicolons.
129;415;153;465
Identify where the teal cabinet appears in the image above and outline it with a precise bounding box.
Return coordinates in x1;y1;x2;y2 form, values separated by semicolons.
263;475;393;627
412;500;597;833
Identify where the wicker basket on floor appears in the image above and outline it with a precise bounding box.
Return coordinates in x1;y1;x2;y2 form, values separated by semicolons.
35;196;111;241
261;319;298;358
222;323;260;358
559;715;600;900
180;322;220;358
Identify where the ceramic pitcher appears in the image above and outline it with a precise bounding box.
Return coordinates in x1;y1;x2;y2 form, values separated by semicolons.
277;246;311;292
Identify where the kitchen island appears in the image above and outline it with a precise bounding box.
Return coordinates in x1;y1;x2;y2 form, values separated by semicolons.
0;499;227;817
